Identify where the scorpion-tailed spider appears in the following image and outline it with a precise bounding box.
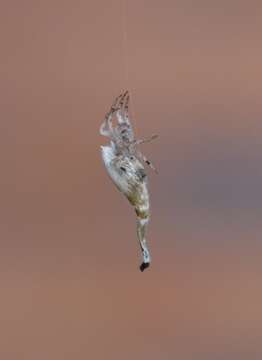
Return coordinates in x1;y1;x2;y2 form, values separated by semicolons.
100;91;157;271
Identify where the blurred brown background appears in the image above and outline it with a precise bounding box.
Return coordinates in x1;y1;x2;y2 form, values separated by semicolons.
1;0;262;359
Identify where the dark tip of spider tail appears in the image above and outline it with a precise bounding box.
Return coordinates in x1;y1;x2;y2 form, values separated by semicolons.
139;262;150;272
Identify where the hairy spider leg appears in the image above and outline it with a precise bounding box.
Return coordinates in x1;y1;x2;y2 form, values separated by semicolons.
116;91;129;124
100;93;124;137
134;134;158;145
137;150;158;174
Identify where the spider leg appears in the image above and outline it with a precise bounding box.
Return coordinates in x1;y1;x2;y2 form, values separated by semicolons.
119;90;128;109
116;91;129;124
123;93;130;123
137;151;158;174
100;91;127;137
134;134;158;146
100;103;120;138
111;92;123;111
100;115;112;137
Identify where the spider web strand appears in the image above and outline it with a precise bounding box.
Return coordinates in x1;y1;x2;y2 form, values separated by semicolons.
120;0;138;133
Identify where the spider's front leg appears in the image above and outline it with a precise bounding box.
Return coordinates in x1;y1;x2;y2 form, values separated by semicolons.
100;93;124;138
116;90;128;123
99;111;114;137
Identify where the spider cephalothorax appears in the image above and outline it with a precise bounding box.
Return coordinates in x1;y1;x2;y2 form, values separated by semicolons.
100;91;157;271
100;91;158;171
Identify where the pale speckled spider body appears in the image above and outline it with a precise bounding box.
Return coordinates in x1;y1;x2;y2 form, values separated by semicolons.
100;91;157;271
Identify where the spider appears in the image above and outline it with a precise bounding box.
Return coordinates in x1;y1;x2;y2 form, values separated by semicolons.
100;91;157;271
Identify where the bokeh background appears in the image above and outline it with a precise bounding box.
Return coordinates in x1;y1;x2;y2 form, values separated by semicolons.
1;0;262;359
